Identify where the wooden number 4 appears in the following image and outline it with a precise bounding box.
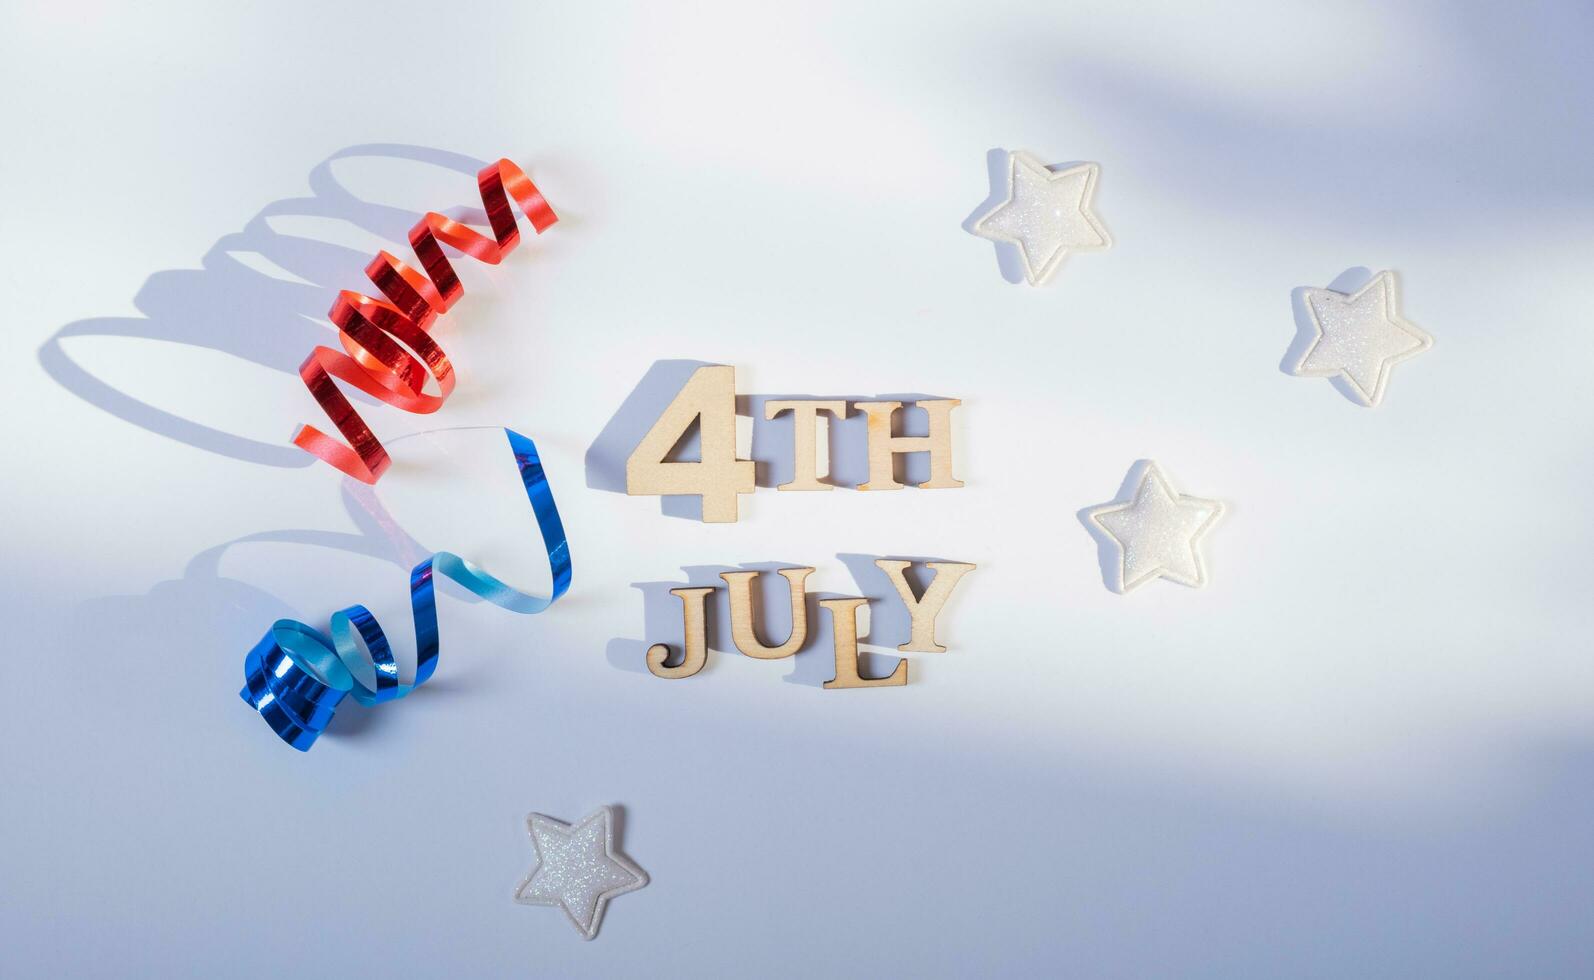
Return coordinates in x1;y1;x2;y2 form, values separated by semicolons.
626;365;755;522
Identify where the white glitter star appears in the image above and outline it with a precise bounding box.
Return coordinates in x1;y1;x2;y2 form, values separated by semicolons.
1083;461;1224;593
969;150;1111;285
1287;270;1433;407
514;806;648;940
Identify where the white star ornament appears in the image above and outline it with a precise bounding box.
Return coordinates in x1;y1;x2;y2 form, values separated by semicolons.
1082;461;1224;594
514;806;648;940
970;150;1111;285
1287;270;1432;407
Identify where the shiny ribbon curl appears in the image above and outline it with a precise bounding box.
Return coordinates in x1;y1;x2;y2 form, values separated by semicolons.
292;158;557;484
241;428;571;750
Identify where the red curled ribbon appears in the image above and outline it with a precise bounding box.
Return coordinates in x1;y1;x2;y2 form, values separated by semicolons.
292;159;556;483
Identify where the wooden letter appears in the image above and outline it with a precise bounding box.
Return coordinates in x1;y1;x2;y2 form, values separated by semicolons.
820;597;907;689
874;560;975;653
626;365;755;522
646;586;715;678
720;567;812;659
854;399;963;491
764;400;847;491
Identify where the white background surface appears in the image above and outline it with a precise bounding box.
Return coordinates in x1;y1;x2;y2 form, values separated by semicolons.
4;1;1593;976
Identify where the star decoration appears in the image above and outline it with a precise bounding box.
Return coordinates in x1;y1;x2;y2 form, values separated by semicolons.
1287;270;1433;407
514;806;648;940
1082;461;1224;593
970;150;1111;285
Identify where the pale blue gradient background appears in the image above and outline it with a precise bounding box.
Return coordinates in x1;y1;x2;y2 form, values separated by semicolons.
3;1;1593;976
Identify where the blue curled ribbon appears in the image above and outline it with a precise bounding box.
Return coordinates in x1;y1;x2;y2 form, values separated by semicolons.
240;428;571;750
